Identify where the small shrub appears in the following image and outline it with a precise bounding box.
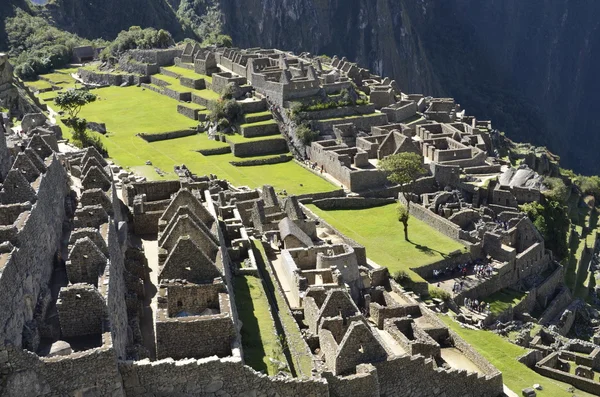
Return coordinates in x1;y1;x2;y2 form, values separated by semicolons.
220;82;237;100
429;287;451;301
296;124;319;145
391;270;410;284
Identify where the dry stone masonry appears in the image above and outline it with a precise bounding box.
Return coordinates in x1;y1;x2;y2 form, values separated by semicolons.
3;40;588;396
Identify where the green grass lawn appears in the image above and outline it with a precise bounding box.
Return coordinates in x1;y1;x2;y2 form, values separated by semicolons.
25;79;53;91
234;274;288;375
321;112;381;122
487;288;527;315
441;316;595;397
49;84;334;195
306;204;466;281
162;65;213;83
240;119;278;128
153;74;220;101
225;133;284;143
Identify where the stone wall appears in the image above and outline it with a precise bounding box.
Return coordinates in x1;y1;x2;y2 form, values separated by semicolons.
240;121;280;138
229;154;292;167
138;129;197;142
56;284;107;338
119;356;329;397
311;114;389;134
128;48;182;66
299;104;376;121
0;156;68;346
229;137;288;157
399;195;463;241
312;197;395;210
123;180;181;206
0;342;123;397
155;315;235;360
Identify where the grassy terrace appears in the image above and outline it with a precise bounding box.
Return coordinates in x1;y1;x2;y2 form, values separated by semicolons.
225;133;284;143
240;119;278;129
306;204;466;281
441;316;595;397
153;74;220;101
487;288;527;315
234;274;288;375
40;82;333;194
320;112;382;122
162;65;213;84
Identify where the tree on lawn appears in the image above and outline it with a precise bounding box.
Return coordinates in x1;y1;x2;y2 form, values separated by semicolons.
54;88;97;121
379;152;426;240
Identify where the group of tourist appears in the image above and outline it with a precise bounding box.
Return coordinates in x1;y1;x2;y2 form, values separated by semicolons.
452;279;465;293
474;263;495;278
303;159;325;174
464;297;489;313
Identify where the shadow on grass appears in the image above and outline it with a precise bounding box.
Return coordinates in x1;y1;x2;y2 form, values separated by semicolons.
410;241;447;258
233;275;268;374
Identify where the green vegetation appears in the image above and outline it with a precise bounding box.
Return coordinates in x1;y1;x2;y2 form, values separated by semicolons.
296;124;319;145
53;88;107;155
5;9;99;80
233;274;288;375
162;65;213;83
40;82;334;194
252;240;314;376
520;199;570;258
175;1;231;47
487;288;527;315
306;204;466;281
290;88;368;117
99;26;173;61
379;152;427;240
440;316;595;397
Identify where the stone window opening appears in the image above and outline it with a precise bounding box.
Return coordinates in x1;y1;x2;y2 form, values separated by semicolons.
177;300;183;308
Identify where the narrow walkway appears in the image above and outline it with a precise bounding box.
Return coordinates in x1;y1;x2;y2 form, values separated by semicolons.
138;236;159;360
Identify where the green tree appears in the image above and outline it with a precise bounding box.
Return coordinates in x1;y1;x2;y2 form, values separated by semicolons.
379;152;426;240
296;124;319;145
54;89;97;121
520;199;570;258
396;204;410;241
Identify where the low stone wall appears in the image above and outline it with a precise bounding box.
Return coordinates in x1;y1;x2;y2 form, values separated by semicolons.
197;146;232;156
119;356;328;397
301;203;367;267
299;104;376;121
229;137;288;157
296;188;346;204
411;252;472;279
311;113;388;134
535;360;600;395
192;93;214;107
241;122;280;138
180;77;206;90
0;342;123;397
312;197;395;210
239;99;267;113
138;129;197;142
163;86;191;102
177;104;199;120
399;195;462;242
229;154;292;167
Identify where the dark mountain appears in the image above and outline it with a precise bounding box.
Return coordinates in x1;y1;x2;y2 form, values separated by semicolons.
2;0;599;175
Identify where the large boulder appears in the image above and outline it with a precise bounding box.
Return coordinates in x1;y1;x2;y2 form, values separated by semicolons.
21;113;47;134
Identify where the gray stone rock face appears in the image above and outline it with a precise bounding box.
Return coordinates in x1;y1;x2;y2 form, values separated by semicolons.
21;113;47;134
